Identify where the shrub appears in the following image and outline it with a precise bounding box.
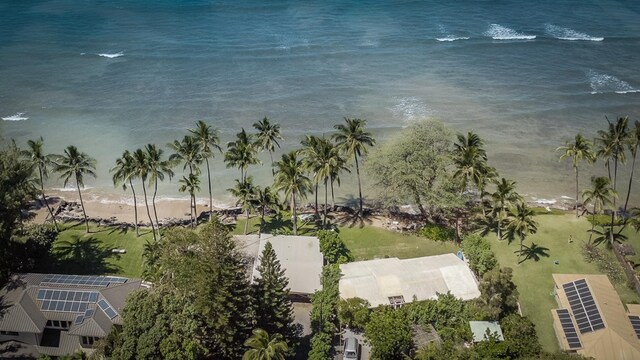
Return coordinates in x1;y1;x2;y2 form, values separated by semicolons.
420;224;455;242
461;234;498;276
581;243;625;284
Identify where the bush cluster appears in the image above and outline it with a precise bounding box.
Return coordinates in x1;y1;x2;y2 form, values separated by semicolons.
582;243;625;284
420;224;455;242
461;234;498;276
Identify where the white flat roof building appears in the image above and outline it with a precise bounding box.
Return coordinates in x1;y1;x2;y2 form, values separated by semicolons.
237;234;324;295
339;253;480;307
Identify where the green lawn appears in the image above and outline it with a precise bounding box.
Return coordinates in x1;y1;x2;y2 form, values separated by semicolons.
488;213;640;352
54;222;152;278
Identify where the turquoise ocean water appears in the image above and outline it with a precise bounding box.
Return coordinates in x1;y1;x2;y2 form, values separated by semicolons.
1;0;639;206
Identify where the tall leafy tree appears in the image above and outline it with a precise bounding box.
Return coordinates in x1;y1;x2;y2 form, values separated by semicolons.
301;136;335;225
228;176;257;234
490;178;522;240
132;148;156;241
168;135;202;179
21;137;59;231
253;117;283;176
253;186;280;235
477;267;519;319
178;173;201;228
225;129;259;184
253;242;296;347
557;134;596;218
453;131;488;193
505;203;538;262
146;144;174;235
111;150;139;236
243;329;289;360
596;116;629;227
54;145;96;233
582;176;616;243
273;151;311;235
189;120;222;221
624;120;640;216
365;306;414;360
333;118;375;215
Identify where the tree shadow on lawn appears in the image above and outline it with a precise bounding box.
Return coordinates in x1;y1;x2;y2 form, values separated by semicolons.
48;235;122;275
334;195;375;229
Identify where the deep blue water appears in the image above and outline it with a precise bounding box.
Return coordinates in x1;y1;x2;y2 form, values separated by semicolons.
1;0;639;204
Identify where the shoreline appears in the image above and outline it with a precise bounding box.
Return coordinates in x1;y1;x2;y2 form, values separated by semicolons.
29;188;576;230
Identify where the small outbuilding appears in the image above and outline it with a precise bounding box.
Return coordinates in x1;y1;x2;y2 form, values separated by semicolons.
469;321;504;342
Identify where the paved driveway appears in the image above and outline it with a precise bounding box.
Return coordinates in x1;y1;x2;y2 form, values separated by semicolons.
335;328;371;360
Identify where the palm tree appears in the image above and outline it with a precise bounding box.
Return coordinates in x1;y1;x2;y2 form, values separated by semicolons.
189;120;222;221
514;242;550;264
242;328;288;360
178;173;201;228
489;178;523;239
557;134;596;218
333;118;375;215
624;120;640;215
225;129;260;184
301;136;335;226
588;225;627;249
253;117;283;176
505;202;538;261
21;137;59;231
596;116;629;225
132;149;156;241
328;142;351;209
273;151;312;235
145;144;174;235
168;135;202;179
582;176;616;243
54;146;96;233
228;176;257;235
110;150;139;236
453;132;488;193
477;165;498;217
253;186;280;235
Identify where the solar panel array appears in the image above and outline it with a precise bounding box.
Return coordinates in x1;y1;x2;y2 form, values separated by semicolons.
562;279;605;333
74;308;96;325
629;315;640;339
37;289;99;313
556;309;582;349
98;299;118;319
41;274;128;287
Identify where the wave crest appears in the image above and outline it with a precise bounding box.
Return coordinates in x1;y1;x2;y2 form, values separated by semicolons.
98;52;124;58
588;70;639;94
436;36;470;42
545;24;603;41
2;112;28;121
485;24;536;40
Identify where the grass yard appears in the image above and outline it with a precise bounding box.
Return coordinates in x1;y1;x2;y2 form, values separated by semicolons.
54;222;152;278
489;213;640;352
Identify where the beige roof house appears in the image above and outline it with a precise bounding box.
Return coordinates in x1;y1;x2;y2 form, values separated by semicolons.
339;253;480;307
0;273;143;358
551;274;640;359
236;234;324;295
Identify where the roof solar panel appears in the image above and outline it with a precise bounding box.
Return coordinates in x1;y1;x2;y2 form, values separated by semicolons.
556;309;582;349
97;299;119;319
629;315;640;339
75;314;84;325
40;274;127;287
562;279;605;334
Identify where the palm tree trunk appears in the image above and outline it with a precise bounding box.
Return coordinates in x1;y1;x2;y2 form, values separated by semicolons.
141;181;157;242
324;178;328;227
519;232;524;261
129;179;139;237
152;180;160;238
270;151;275;177
39;167;58;231
589;210;596;243
260;208;265;235
292;192;297;235
624;149;637;215
76;178;89;233
244;208;249;235
206;157;213;221
611;155;619;245
314;182;319;215
355;153;363;216
191;193;196;228
575;167;580;218
330;175;336;209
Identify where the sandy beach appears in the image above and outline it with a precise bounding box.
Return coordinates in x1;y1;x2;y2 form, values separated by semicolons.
30;189;229;226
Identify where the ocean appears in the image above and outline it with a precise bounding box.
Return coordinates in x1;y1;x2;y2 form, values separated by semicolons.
1;0;639;207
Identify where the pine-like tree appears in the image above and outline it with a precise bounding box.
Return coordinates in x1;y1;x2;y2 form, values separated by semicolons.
253;241;296;348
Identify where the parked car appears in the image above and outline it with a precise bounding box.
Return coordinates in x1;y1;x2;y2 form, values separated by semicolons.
343;337;359;359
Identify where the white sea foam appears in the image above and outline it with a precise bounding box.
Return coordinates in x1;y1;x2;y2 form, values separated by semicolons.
436;36;470;42
390;97;433;123
588;70;639;94
561;195;573;200
484;24;536;40
98;52;124;58
52;186;94;192
532;198;557;205
545;24;603;41
2;112;28;121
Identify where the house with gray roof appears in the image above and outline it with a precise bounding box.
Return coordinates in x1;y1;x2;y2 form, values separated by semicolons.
0;273;144;358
